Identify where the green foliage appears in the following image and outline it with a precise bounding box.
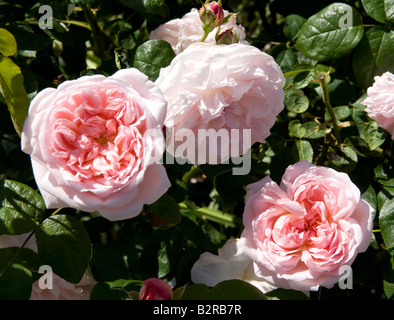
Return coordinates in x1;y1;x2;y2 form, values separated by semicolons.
0;0;393;301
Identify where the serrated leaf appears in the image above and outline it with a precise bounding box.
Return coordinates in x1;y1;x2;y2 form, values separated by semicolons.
324;106;351;121
302;122;326;139
0;179;46;235
0;28;17;57
0;56;30;136
133;40;175;81
362;0;394;24
292;140;313;162
296;3;364;61
352;26;394;89
35;214;91;283
288;120;306;138
379;199;394;255
363;121;387;150
284;88;309;113
327;145;358;173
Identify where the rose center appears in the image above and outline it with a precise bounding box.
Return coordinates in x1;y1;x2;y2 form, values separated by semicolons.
50;88;145;181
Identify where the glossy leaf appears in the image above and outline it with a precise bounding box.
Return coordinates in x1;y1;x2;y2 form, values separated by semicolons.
0;179;46;235
352;26;394;89
296;3;364;61
0;247;41;300
134;40;175;81
284;88;309;113
379;199;394;255
361;0;394;24
35;214;92;283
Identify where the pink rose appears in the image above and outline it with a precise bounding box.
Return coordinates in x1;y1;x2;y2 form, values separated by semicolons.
0;233;96;300
156;42;284;164
149;8;247;55
362;71;394;139
241;161;373;291
21;68;170;221
139;278;173;300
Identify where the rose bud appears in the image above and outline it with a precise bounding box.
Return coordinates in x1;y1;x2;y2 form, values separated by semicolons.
139;278;173;300
199;1;224;29
216;27;239;44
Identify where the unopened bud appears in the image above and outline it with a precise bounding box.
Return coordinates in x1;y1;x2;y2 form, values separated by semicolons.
199;1;224;29
216;27;239;44
139;278;173;300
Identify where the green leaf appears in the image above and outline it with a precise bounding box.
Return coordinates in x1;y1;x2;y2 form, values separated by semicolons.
296;3;364;61
363;121;387;150
379;199;394;255
288;120;306;138
90;282;132;300
292;70;315;89
117;29;136;50
133;40;175;82
284;14;306;42
324;106;351;121
146;194;181;228
139;228;182;278
0;247;41;300
268;45;297;73
361;185;377;219
301;122;326;139
327;145;358;173
352;26;394;89
361;0;394;24
383;256;394;299
35;214;91;283
0;28;17;57
119;0;169;16
0;179;46;235
284;88;309;113
292;140;313;162
0;56;30;136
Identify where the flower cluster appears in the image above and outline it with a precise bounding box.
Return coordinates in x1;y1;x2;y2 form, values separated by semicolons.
17;1;381;299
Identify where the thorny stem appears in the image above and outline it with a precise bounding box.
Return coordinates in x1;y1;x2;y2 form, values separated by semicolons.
319;75;341;144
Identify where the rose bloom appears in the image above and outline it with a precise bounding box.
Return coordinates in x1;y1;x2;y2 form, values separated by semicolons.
149;8;247;55
156;42;284;163
0;233;95;300
139;278;173;300
191;238;277;294
241;160;373;291
21;68;170;221
362;71;394;139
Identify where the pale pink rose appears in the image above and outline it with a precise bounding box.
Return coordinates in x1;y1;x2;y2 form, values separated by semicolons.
362;71;394;139
191;238;277;293
21;68;170;221
149;8;247;55
0;233;96;300
156;42;284;164
241;160;373;291
30;271;95;300
139;278;173;300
